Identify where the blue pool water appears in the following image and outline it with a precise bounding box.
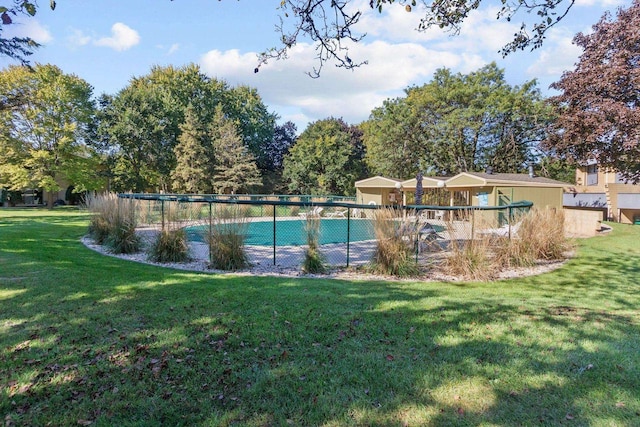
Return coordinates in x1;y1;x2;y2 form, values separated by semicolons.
188;218;375;246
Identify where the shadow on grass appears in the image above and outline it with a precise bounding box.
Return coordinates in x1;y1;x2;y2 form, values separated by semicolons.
1;210;639;425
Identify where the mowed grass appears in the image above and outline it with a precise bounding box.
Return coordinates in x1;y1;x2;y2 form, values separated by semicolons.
1;208;639;426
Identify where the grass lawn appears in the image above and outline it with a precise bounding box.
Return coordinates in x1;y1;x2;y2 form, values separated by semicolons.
1;208;639;426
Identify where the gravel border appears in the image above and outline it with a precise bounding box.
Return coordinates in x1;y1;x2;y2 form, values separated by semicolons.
81;232;571;283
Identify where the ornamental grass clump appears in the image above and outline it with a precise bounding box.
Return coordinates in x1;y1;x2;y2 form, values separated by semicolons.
85;193;140;254
495;208;572;267
148;228;190;263
206;205;249;270
369;208;420;277
302;214;327;274
103;197;141;254
85;192;118;244
445;236;498;281
147;202;191;263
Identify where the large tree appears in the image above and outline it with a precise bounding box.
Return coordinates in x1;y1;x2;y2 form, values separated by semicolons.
98;64;274;192
171;104;216;193
283;118;364;196
2;1;579;76
261;121;297;193
363;63;552;178
546;0;640;183
210;106;262;194
0;64;100;207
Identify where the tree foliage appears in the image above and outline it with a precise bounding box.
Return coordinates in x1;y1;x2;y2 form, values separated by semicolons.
283;118;365;196
0;64;100;206
546;0;640;183
0;1;54;65
210;106;262;194
362;63;552;178
171;104;216;193
97;64;274;192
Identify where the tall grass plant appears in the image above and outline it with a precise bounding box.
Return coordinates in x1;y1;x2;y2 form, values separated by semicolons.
369;208;420;277
85;193;140;254
206;204;249;270
302;214;327;273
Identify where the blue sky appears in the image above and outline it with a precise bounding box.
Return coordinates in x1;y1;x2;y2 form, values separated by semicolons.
1;0;630;132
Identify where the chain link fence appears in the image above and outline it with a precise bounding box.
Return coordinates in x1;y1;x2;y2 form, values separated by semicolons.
117;193;532;271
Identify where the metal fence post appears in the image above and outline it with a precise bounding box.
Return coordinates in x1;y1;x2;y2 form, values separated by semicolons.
346;207;351;267
273;202;276;266
161;199;165;231
208;201;213;265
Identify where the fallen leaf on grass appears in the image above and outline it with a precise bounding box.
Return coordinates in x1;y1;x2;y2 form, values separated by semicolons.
77;420;93;426
386;354;394;361
616;402;625;408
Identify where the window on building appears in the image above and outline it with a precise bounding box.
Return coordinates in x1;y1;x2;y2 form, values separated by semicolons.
587;164;598;186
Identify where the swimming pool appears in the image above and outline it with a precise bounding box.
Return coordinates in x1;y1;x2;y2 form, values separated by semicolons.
188;218;375;246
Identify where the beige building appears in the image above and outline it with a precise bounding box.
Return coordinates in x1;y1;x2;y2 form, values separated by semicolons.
357;172;569;209
354;176;403;206
565;161;640;224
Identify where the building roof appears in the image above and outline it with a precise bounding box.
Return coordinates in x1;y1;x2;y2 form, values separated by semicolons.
355;176;402;188
445;172;572;188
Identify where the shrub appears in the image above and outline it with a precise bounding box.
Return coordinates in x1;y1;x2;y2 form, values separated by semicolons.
148;228;190;263
495;208;573;267
302;214;327;274
445;237;498;281
85;193;118;244
369;208;420;277
103;198;140;254
206;205;249;270
85;193;141;254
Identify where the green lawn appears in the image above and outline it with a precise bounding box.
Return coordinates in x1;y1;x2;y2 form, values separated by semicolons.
1;208;639;426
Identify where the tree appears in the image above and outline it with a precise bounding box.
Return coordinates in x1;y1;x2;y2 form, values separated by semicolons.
0;63;100;207
283;118;364;196
98;64;276;192
362;63;552;178
2;1;578;77
361;97;425;179
210;106;262;194
224;85;277;171
261;121;297;193
171;104;216;193
546;0;640;183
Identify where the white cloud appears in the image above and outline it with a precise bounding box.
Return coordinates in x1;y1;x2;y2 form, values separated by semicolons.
527;29;583;78
2;19;52;44
94;23;140;51
200;39;478;130
68;29;91;47
167;43;180;55
575;0;626;7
